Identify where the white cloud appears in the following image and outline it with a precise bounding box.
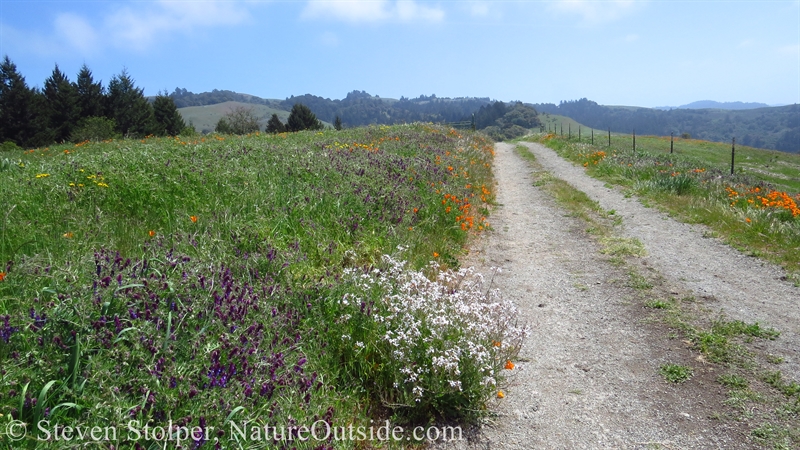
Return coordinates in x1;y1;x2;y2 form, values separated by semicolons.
17;1;254;56
54;13;101;55
469;3;490;17
549;0;643;24
302;0;444;24
105;0;251;52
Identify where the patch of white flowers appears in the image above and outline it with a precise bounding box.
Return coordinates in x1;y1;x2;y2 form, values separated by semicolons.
341;254;528;404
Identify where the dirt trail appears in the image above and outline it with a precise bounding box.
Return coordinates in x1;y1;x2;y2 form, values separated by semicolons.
438;142;799;449
519;141;800;381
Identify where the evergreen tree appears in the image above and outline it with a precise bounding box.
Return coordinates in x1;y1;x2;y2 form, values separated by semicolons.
76;64;105;118
215;117;233;134
334;115;343;131
266;113;286;134
286;103;323;132
43;64;80;142
106;68;153;137
0;56;45;147
152;92;186;136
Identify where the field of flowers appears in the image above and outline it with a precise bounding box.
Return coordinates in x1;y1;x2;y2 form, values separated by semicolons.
0;124;526;448
531;133;800;278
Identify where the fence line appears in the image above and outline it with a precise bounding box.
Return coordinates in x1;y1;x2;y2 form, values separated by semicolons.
543;121;740;175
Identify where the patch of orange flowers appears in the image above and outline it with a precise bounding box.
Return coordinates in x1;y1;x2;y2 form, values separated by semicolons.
726;186;800;218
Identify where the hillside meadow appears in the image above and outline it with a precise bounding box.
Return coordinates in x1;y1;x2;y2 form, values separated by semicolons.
0;124;527;448
524;130;800;279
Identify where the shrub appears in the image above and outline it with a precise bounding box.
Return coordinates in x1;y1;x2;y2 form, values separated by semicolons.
323;254;527;423
0;141;21;152
69;116;120;142
216;106;260;135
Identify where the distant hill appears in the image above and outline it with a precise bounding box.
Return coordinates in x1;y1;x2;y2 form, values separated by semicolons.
533;98;800;153
174;89;495;132
654;100;772;111
178;101;291;134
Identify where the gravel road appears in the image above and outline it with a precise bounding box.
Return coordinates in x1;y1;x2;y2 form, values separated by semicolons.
437;141;799;449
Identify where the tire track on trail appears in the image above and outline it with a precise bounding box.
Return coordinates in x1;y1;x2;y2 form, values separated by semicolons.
439;142;765;449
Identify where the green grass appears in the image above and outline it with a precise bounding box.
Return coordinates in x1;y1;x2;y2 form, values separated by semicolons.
526;132;800;278
0;124;523;448
659;364;693;383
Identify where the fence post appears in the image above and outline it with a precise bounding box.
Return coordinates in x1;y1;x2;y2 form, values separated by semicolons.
633;129;636;155
591;128;594;145
731;137;735;175
670;132;674;154
568;123;571;140
608;127;611;147
560;123;563;136
579;126;581;142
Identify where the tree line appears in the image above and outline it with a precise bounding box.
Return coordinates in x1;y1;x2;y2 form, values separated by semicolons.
532;98;800;153
0;56;188;150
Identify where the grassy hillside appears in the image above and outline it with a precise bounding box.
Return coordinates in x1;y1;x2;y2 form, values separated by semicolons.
533;99;800;153
178;101;290;134
0;125;525;447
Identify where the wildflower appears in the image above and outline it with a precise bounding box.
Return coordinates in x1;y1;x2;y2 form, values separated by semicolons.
149;230;156;237
745;218;751;223
492;341;502;347
63;232;74;239
433;252;439;258
505;360;515;370
0;272;5;282
497;391;505;399
35;173;50;178
190;216;198;223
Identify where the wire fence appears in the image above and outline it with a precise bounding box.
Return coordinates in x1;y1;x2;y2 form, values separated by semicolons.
543;123;740;175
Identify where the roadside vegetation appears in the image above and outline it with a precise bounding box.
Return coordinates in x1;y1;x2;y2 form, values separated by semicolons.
525;132;800;282
0;124;527;448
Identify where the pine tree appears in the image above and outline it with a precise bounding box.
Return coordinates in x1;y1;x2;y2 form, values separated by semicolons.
43;64;80;142
334;115;343;131
76;64;105;119
286;103;323;132
152;92;186;136
106;68;153;137
266;113;286;134
0;56;44;147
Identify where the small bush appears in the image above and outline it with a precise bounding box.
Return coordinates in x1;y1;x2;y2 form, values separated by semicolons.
216;106;260;135
1;141;21;152
324;254;527;423
69;116;120;142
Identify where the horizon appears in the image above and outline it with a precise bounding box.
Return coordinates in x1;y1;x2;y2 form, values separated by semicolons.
2;1;798;109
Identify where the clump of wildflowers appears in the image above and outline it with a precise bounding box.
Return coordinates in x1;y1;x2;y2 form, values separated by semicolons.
331;254;527;423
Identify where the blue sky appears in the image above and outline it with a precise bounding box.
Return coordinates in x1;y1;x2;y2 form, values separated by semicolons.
1;1;798;107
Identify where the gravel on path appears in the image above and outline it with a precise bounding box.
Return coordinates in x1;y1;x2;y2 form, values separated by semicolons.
436;142;789;449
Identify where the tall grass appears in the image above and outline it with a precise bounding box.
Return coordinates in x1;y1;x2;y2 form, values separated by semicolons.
0;124;525;448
